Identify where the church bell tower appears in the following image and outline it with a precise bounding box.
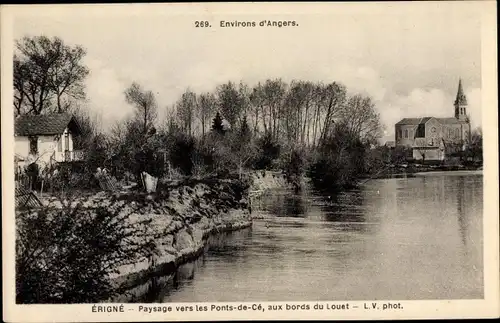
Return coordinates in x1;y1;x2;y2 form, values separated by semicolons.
454;78;468;121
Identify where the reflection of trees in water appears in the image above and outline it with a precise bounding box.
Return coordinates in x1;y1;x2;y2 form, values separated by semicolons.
139;256;207;303
206;228;252;262
138;228;254;302
456;176;467;247
455;175;482;250
320;191;367;224
265;191;307;217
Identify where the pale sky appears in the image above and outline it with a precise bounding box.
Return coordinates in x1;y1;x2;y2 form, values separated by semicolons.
9;2;484;141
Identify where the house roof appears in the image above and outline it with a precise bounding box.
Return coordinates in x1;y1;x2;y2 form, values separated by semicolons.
15;113;82;136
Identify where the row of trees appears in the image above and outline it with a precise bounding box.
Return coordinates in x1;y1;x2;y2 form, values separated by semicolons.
165;79;382;149
101;79;384;193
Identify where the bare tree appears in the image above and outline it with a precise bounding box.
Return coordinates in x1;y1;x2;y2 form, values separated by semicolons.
318;82;347;144
175;89;197;136
14;36;89;115
110;120;127;147
262;79;287;141
283;80;315;145
196;92;216;138
216;81;243;128
238;81;252;125
340;94;382;145
249;82;265;133
124;82;158;136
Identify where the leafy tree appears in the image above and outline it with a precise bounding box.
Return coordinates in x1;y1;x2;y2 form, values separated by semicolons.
309;122;368;192
14;36;89;115
237;117;251;145
169;133;196;176
211;112;225;135
216;82;239;127
254;132;281;170
465;127;482;163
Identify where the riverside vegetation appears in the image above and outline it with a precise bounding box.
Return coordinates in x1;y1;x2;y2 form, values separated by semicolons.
14;35;483;303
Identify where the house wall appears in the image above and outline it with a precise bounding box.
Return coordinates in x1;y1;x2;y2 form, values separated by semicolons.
413;147;445;161
395;124;417;147
413;148;441;161
38;135;58;164
15;136;30;158
54;127;76;162
14;127;77;168
396;117;471;160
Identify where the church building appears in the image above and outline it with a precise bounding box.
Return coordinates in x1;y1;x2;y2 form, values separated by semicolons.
394;79;472;161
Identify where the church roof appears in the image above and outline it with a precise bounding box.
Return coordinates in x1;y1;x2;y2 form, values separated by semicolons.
395;118;423;125
395;117;435;125
437;117;468;124
396;116;466;126
454;79;468;106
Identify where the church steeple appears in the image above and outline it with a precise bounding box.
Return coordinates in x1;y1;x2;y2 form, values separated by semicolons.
454;78;468;121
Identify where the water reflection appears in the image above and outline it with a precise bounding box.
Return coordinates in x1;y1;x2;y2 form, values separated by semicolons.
141;174;484;302
321;191;367;223
261;191;308;218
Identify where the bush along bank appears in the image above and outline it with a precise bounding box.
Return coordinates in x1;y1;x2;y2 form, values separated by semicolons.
15;179;252;304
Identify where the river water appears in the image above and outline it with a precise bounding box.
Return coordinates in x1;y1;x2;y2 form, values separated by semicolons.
156;173;483;302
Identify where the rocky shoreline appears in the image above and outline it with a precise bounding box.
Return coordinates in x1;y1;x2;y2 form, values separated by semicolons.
108;207;252;303
104;179;253;302
20;178;254;303
16;172;293;303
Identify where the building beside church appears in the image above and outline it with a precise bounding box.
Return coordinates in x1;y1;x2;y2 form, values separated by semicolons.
394;79;472;161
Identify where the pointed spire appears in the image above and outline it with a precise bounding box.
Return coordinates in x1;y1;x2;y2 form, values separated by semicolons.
454;78;468;106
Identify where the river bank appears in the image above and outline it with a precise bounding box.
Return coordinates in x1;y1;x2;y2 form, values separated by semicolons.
16;178;253;303
360;163;483;180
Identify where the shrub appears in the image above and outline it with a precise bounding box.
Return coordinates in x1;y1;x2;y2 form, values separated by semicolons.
254;132;281;170
16;199;155;303
169;133;196;176
308;123;368;192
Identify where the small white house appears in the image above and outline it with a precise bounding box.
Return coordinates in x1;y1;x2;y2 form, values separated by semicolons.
15;113;84;170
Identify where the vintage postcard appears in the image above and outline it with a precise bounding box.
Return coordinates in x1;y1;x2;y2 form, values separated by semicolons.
1;2;499;322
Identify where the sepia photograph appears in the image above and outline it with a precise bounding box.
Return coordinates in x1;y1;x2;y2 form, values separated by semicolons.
1;2;498;322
